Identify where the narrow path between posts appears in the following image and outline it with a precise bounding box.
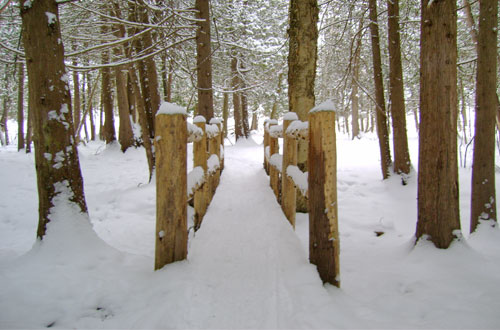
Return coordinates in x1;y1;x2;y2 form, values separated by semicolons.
177;138;358;329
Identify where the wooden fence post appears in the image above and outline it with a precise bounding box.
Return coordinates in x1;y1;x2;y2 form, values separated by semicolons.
268;122;280;201
308;104;339;287
193;116;208;230
208;125;220;199
212;119;224;172
155;112;187;270
282;113;298;228
263;119;270;174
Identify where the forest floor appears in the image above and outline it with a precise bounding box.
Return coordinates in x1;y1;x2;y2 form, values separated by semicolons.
1;127;500;329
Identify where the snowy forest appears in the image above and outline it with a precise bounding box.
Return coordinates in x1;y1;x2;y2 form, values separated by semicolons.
1;0;500;328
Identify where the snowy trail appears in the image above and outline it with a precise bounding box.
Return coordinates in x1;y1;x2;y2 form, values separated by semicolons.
172;139;360;328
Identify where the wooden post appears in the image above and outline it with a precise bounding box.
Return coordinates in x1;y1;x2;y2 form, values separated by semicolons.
264;119;270;174
208;127;220;199
155;113;187;270
282;113;298;228
215;120;224;172
193;116;208;230
269;122;280;201
308;107;339;287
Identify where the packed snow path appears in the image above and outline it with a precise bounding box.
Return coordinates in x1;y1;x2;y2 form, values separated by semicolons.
177;139;356;328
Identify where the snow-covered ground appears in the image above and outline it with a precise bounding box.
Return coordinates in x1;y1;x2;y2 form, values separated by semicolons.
1;123;500;329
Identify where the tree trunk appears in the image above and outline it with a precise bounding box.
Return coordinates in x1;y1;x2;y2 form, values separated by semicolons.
101;48;116;144
195;0;214;121
161;54;168;101
387;0;411;177
222;91;229;138
72;63;80;141
470;0;498;232
20;0;87;238
126;72;137;124
129;67;155;181
351;19;363;140
288;0;319;212
416;0;460;248
251;111;258;131
115;65;134;152
25;100;32;152
166;58;173;103
231;56;243;140
17;61;25;150
270;72;283;120
240;80;250;138
87;72;96;141
1;92;8;146
368;0;392;180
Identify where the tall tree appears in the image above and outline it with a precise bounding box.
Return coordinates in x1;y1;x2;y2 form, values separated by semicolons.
387;0;411;178
195;0;214;121
1;67;10;146
368;0;392;180
288;0;319;211
19;0;87;238
350;17;363;140
17;61;25;151
470;0;498;232
231;55;243;140
416;0;460;248
101;46;116;144
72;58;81;140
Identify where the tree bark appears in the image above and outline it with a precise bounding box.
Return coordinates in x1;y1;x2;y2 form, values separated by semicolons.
416;0;460;248
270;73;283;120
195;0;214;121
115;64;134;152
101;47;116;144
25;100;32;152
351;19;363;140
87;72;96;141
1;90;8;146
240;78;250;138
288;0;318;212
222;90;228;138
231;56;243;140
129;67;155;181
72;61;80;141
387;0;411;177
470;0;498;232
368;0;392;180
20;0;87;239
17;61;25;150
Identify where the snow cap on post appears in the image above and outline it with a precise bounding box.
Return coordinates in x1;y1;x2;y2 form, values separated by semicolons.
209;118;221;125
310;99;336;113
283;112;299;121
157;102;187;116
193;115;206;123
